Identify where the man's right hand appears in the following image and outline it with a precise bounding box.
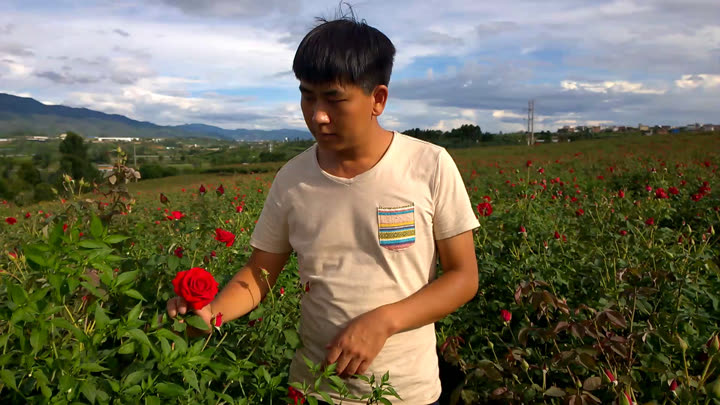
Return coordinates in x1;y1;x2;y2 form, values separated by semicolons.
166;296;213;337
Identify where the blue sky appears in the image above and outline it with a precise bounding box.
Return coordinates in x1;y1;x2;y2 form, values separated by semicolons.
0;0;718;133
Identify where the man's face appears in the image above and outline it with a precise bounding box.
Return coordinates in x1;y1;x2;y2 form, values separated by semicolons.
299;80;377;152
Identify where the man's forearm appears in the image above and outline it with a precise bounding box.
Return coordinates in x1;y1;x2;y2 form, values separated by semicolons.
209;264;277;322
380;266;478;335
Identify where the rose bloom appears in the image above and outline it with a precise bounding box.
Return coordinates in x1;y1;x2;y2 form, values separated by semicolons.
172;267;219;310
5;217;17;225
215;228;236;247
668;186;679;195
655;188;669;199
500;309;512;323
477;202;493;217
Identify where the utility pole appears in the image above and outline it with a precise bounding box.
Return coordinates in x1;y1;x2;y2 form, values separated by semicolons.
527;99;535;146
133;142;137;167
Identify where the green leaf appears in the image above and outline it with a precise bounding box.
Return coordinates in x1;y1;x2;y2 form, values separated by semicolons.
95;304;110;331
79;240;110;249
25;252;48;267
544;387;566;397
6;282;27;305
91;214;104;239
378;399;392;405
51;318;85;341
307;397;318;405
167;255;180;272
30;328;47;353
155;382;185;397
104;234;129;244
81;380;98;403
0;369;17;391
80;362;109;373
123;370;146;388
320;392;333;404
116;270;139;287
145;396;162;405
118;341;135;355
283;329;300;348
124;289;146;301
183;369;199;391
49;222;64;247
185;315;209;331
126;329;152;349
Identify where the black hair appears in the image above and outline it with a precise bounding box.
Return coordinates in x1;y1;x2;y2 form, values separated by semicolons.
292;8;396;94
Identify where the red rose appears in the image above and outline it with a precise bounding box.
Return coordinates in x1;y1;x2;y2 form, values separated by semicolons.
215;228;236;247
169;211;184;220
171;267;219;310
288;386;305;405
645;217;655;226
619;230;628;236
160;193;169;205
214;312;223;328
477;202;493;217
5;217;16;225
655;188;669;199
618;190;625;198
199;184;206;195
526;160;532;167
235;205;243;213
575;208;585;216
668;186;679;195
24;212;31;219
500;309;512;323
174;246;184;258
216;184;224;196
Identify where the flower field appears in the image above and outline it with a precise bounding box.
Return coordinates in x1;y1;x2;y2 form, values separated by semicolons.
1;133;719;404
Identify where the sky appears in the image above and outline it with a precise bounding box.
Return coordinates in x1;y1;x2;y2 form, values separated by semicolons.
0;0;718;133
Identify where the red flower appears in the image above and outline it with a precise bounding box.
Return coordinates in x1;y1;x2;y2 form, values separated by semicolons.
216;184;225;196
235;205;243;213
482;195;492;202
526;160;532;167
519;225;527;234
645;217;655;226
537;167;544;174
618;190;625;198
500;309;512;323
692;193;703;202
174;246;184;258
8;251;17;259
169;211;184;220
280;287;285;296
645;185;653;192
554;231;561;239
214;312;223;328
619;230;628;236
199;184;206;195
160;193;169;205
655;188;669;199
63;223;68;232
575;208;585;216
477;202;493;217
604;369;617;384
214;228;236;247
171;267;219;310
288;386;305;405
668;186;679;195
5;217;16;225
248;317;263;327
669;379;678;392
24;212;31;219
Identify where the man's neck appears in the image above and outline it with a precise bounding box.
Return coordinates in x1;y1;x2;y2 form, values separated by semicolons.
317;127;394;179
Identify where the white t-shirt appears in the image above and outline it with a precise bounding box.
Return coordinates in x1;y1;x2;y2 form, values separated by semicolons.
250;132;479;404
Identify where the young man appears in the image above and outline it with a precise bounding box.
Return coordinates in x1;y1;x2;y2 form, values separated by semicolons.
167;17;479;405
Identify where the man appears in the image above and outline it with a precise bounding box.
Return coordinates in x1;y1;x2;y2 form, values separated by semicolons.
167;16;479;405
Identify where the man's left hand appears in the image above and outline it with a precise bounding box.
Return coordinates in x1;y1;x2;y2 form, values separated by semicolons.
324;307;394;378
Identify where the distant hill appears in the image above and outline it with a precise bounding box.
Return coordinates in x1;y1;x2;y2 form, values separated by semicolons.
0;93;312;141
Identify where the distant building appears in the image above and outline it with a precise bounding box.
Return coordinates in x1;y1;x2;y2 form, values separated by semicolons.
95;137;139;142
27;136;49;142
701;124;715;132
58;133;67;140
0;138;9;142
638;124;650;131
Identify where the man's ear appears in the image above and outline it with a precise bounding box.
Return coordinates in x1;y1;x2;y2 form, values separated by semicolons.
371;85;389;116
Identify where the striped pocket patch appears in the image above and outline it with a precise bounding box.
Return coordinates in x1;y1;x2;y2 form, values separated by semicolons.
378;204;415;251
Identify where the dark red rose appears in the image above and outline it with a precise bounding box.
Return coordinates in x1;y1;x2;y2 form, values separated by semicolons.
160;193;169;205
174;246;184;258
199;184;206;195
216;184;224;196
171;267;219;310
500;309;512;323
214;228;236;247
477;202;493;217
5;217;16;225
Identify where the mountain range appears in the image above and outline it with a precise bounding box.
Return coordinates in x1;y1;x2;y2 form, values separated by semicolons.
0;93;312;141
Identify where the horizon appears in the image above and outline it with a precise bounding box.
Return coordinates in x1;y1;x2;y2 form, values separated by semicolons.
0;0;718;133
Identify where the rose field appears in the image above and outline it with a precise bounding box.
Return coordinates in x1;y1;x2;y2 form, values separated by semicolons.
1;133;719;404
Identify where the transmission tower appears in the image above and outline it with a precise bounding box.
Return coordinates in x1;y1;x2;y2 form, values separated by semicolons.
527;100;535;146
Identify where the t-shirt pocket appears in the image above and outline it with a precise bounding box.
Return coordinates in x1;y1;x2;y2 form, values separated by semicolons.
377;204;416;251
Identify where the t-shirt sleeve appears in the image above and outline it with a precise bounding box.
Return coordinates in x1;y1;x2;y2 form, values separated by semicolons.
249;176;293;254
432;149;480;240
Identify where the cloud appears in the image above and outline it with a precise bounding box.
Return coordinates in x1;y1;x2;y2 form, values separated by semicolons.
158;0;302;18
0;43;34;57
561;80;665;95
675;74;720;89
35;70;103;85
113;28;130;37
0;24;14;35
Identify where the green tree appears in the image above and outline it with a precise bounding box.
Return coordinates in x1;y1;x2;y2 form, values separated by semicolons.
18;161;42;186
58;132;99;182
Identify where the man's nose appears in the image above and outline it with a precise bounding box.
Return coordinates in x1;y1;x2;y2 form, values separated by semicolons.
313;106;330;124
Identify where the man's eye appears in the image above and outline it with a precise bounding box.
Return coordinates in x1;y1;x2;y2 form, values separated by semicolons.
328;99;345;103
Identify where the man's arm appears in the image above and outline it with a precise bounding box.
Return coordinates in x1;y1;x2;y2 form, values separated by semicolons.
167;247;291;334
381;229;478;333
325;230;478;376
